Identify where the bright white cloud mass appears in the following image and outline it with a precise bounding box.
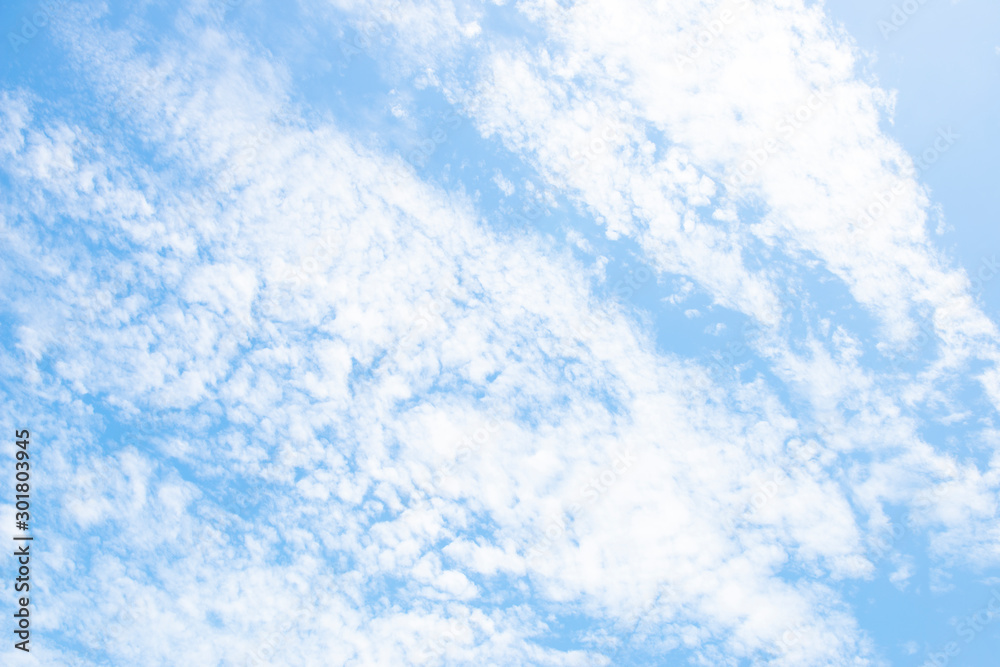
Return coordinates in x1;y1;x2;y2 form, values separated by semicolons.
1;0;998;665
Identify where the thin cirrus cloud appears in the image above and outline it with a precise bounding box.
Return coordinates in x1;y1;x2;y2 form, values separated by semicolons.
0;0;997;665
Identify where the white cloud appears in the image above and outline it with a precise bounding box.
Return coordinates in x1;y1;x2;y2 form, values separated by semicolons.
492;169;515;195
1;1;998;665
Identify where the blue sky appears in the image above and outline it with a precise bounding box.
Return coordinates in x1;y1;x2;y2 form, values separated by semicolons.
824;3;1000;662
2;1;1000;665
825;0;1000;308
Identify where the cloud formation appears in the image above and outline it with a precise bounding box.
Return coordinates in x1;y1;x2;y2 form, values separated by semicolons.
0;0;998;665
